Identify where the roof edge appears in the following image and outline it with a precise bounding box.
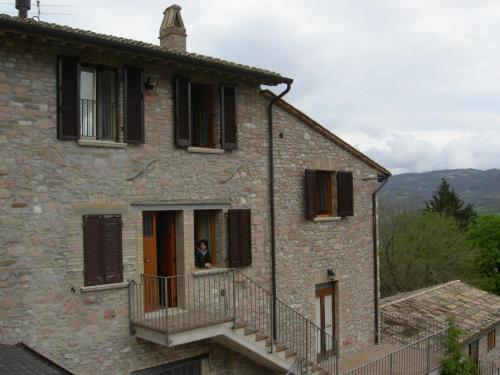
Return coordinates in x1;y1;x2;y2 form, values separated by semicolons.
261;90;391;176
381;280;462;307
0;15;293;85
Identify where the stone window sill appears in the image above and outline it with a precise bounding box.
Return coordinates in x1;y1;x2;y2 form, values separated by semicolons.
80;281;129;293
187;146;225;154
78;139;127;148
192;267;229;276
313;216;342;222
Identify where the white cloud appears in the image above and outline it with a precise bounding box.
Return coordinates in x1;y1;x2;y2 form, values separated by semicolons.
3;0;500;173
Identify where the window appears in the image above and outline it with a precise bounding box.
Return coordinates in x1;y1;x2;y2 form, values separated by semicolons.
175;77;237;150
80;66;117;140
57;56;144;144
315;171;333;216
305;170;353;220
194;210;218;266
488;330;496;351
83;215;123;286
191;84;214;147
132;355;205;375
469;340;479;365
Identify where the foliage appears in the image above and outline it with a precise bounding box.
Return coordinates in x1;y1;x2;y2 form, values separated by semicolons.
467;215;500;295
379;201;476;297
441;318;477;375
426;178;477;230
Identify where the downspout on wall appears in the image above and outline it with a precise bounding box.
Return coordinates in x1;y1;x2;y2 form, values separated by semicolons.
372;174;390;343
267;83;292;339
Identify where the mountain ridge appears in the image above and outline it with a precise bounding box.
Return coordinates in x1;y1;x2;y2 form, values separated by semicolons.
380;168;500;215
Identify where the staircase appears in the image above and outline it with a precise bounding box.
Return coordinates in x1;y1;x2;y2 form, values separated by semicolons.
128;269;338;374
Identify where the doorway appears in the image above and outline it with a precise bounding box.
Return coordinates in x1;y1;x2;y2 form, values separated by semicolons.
315;282;337;356
143;211;177;312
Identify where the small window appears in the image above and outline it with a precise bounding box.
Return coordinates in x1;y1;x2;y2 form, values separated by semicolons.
80;66;117;140
488;330;496;351
83;215;123;286
194;210;218;268
469;340;479;365
191;84;214;148
305;170;353;220
315;171;333;216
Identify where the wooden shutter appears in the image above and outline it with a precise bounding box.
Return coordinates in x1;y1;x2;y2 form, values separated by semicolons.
175;76;191;147
305;169;317;220
124;67;144;144
102;216;123;284
220;85;237;150
228;209;252;268
337;171;354;217
57;56;80;140
83;216;104;286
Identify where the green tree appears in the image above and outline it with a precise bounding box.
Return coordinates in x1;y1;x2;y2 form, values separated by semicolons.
441;319;477;375
468;215;500;295
379;201;475;297
426;178;477;230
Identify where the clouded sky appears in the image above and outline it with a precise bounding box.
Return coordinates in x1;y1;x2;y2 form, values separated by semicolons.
3;0;500;174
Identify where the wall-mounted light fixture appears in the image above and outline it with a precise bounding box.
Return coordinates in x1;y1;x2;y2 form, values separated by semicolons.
327;269;336;282
145;77;159;90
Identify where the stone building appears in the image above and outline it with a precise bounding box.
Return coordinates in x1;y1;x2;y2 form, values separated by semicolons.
381;280;500;369
0;4;390;374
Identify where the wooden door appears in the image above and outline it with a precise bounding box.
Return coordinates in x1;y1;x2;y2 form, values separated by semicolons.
315;283;336;356
143;212;158;312
157;212;177;307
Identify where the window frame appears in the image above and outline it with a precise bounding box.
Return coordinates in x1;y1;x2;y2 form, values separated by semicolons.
194;210;218;266
79;64;119;142
315;171;334;217
190;83;215;148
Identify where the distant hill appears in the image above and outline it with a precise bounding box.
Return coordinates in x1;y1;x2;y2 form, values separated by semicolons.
381;169;500;215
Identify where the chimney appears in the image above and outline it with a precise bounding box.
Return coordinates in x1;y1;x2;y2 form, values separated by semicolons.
159;4;187;51
15;0;31;19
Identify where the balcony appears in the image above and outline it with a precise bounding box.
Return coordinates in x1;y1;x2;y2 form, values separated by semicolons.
128;270;338;374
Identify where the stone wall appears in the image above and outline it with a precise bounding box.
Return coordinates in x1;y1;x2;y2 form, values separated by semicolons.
270;98;380;355
477;327;500;367
0;33;382;373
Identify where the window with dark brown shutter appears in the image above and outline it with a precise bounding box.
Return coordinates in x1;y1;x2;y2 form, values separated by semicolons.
124;67;144;144
83;215;123;286
57;56;80;140
220;85;237;150
175;76;191;147
228;209;252;268
337;171;354;217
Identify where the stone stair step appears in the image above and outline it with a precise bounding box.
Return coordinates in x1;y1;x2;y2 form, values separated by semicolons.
255;333;268;342
244;327;258;336
285;350;296;359
274;343;286;353
234;321;248;329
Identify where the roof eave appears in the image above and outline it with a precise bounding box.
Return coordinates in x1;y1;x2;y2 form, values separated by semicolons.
0;17;293;86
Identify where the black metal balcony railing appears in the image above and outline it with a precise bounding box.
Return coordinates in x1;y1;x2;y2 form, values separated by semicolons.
128;269;339;375
80;99;116;139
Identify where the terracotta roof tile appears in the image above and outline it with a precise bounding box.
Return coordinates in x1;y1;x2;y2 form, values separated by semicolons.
381;281;500;340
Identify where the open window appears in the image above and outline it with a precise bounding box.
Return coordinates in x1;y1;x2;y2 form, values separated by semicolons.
80;66;117;140
191;84;215;148
175;77;237;150
194;210;220;267
306;170;353;220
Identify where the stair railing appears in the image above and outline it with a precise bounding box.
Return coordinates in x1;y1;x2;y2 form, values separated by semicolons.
129;269;338;374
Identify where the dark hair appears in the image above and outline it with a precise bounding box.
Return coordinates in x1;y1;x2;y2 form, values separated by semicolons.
197;239;208;248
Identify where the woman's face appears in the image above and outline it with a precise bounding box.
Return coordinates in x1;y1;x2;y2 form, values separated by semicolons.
199;242;207;251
